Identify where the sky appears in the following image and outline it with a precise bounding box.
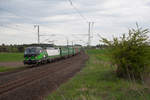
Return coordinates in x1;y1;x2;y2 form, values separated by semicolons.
0;0;150;46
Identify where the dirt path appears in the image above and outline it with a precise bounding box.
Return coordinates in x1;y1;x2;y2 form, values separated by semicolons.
0;62;24;67
0;52;88;100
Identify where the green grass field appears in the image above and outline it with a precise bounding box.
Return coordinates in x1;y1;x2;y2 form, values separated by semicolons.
45;49;150;100
0;66;25;72
0;53;23;62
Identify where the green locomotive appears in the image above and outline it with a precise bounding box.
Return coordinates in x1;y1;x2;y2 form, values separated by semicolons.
23;46;80;65
24;47;48;65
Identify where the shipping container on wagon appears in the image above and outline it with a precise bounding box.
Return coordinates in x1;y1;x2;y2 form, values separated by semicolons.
46;47;60;57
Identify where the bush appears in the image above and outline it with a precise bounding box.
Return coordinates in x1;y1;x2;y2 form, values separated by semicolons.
101;24;150;79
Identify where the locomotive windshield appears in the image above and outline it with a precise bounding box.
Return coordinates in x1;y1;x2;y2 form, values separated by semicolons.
24;47;41;54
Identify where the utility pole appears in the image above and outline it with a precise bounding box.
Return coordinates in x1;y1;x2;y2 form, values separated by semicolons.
67;39;69;55
67;39;69;47
72;41;74;54
72;41;73;47
91;22;94;38
34;25;40;44
88;22;94;48
38;25;40;44
88;22;91;47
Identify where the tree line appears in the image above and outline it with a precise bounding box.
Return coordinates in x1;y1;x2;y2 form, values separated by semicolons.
0;44;54;53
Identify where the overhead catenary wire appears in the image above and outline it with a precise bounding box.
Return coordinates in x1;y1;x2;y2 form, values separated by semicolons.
0;8;35;23
67;0;89;23
1;1;96;45
0;8;39;34
0;25;34;34
67;0;96;46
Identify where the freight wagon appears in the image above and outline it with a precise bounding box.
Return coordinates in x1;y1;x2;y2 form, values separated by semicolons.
23;46;80;66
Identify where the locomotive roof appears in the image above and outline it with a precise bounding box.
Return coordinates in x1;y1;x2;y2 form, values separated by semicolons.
26;47;43;49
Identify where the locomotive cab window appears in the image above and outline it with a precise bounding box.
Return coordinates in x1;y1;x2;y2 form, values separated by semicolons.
24;47;42;55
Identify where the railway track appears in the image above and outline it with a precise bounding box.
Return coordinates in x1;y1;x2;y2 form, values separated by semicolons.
0;54;77;96
0;67;30;77
0;52;88;100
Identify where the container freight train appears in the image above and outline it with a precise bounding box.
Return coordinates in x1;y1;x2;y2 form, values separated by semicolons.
23;46;81;65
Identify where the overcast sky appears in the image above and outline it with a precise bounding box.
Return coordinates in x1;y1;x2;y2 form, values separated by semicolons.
0;0;150;45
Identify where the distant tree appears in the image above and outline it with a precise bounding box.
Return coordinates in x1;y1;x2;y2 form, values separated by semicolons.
17;46;24;52
2;43;5;47
1;47;8;52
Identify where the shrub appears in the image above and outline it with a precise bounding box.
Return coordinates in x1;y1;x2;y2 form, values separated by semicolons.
101;24;150;79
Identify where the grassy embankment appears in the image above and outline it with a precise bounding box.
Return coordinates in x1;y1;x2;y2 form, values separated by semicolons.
46;49;150;100
0;53;24;72
0;53;23;62
0;66;25;72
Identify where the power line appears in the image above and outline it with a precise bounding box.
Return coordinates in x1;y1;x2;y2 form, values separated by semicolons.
0;25;33;33
67;0;89;23
0;7;34;22
0;8;36;33
67;0;95;47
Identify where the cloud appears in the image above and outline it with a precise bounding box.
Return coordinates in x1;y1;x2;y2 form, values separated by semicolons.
0;0;150;45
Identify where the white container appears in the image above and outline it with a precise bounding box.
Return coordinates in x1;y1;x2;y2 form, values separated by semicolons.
46;47;60;56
